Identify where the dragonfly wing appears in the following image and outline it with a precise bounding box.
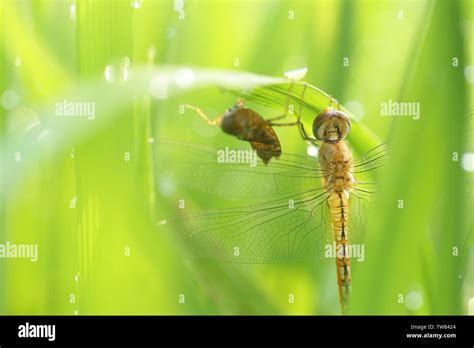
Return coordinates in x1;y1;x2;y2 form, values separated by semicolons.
156;141;388;263
348;142;389;244
159;188;332;263
155;139;324;199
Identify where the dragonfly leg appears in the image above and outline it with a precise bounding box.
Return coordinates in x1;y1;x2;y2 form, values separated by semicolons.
268;121;299;126
265;81;296;123
295;83;319;145
266;114;289;123
269;83;319;145
185;104;222;126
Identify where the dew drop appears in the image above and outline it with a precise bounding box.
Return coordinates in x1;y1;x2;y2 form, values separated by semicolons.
159;176;175;196
174;0;184;11
344;101;364;121
284;67;307;80
306;145;318;157
1;90;20;110
175;68;195;89
404;290;423;311
122;67;129;82
462;152;474;172
70;4;76;19
468;297;474;315
149;74;168;100
464;65;474;84
104;65;114;83
122;57;130;82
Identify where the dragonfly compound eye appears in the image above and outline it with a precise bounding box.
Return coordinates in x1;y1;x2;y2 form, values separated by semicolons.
312;107;351;141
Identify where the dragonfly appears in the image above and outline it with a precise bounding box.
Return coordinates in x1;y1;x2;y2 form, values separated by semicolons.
156;83;388;314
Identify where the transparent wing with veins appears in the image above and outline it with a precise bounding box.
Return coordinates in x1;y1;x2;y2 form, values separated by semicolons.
155;140;388;263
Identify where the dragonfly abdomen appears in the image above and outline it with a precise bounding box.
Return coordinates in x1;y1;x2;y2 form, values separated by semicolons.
328;191;351;314
319;140;353;314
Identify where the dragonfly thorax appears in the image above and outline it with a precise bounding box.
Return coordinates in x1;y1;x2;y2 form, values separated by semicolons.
319;140;354;192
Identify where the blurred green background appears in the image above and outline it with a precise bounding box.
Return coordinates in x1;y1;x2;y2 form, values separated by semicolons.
0;0;472;315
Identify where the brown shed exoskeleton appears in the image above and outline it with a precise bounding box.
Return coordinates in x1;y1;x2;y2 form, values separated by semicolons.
185;98;286;165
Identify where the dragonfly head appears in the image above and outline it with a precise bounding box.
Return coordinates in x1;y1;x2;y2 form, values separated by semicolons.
313;107;351;142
